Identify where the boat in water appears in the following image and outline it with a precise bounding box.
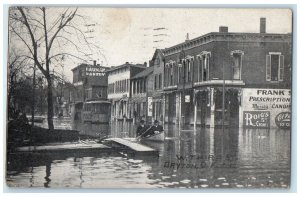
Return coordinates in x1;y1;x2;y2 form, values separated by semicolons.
140;132;165;142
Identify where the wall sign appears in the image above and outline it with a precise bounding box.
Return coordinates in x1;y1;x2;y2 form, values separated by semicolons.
243;111;270;128
241;88;291;128
148;97;153;116
275;112;291;129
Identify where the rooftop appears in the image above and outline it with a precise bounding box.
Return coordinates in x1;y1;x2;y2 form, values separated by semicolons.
106;62;146;73
163;32;292;56
131;66;154;79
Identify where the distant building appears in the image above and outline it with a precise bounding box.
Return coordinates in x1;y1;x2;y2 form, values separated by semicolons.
106;62;146;120
148;49;165;124
70;61;109;128
71;60;108;103
130;66;154;124
162;18;292;129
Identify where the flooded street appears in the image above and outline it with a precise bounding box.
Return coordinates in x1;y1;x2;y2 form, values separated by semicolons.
6;119;290;188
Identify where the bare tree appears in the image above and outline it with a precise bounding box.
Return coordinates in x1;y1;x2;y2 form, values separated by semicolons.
7;49;30;111
9;7;101;130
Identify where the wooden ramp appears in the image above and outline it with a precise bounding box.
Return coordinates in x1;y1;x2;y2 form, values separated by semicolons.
16;143;111;153
103;138;159;157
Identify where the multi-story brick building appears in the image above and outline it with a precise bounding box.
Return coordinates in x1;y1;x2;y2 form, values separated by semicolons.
70;61;109;135
130;66;154;124
162;18;292;129
149;49;165;124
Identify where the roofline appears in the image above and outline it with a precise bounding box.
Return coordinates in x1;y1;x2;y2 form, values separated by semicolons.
131;70;154;79
71;63;110;71
106;63;146;73
163;32;292;55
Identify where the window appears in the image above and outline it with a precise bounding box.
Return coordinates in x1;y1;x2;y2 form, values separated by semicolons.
197;52;211;82
159;74;162;89
154;75;157;89
154;57;160;66
266;53;284;81
170;63;173;85
231;50;244;80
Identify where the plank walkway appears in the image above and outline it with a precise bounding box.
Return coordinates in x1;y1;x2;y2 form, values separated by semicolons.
104;138;159;157
16;142;111;153
15;138;159;157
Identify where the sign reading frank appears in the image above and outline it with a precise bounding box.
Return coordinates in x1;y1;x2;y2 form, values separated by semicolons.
243;111;270;128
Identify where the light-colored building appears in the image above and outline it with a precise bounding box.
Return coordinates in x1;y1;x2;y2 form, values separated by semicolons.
107;62;146;120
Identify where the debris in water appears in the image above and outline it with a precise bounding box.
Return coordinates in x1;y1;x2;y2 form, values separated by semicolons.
180;179;191;184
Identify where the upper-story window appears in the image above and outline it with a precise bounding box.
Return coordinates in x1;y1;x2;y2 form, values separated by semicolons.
186;56;193;82
197;51;211;82
230;50;244;80
154;57;160;66
266;52;284;82
165;61;176;86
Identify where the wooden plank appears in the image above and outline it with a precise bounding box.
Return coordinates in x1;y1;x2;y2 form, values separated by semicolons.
17;143;110;152
105;138;156;152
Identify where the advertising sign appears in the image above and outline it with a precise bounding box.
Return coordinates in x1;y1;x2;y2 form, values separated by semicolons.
147;97;153;116
243;111;270;128
275;112;291;129
241;88;291;128
185;95;190;103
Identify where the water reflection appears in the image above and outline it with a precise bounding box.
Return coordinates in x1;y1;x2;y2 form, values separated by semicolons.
6;125;290;188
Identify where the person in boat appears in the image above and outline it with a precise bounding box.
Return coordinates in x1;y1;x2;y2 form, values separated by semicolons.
136;119;149;137
140;120;163;138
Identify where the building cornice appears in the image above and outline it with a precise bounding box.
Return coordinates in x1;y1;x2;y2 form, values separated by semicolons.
163;32;292;56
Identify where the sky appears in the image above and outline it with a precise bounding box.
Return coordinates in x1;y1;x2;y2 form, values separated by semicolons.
10;8;293;81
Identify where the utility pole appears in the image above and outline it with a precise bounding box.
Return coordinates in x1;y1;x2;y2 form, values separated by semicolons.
31;63;36;127
222;61;225;132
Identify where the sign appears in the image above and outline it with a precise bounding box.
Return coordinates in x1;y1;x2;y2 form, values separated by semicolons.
85;66;106;76
147;97;153;116
275;112;291;129
243;111;270;128
185;95;190;103
241;88;291;128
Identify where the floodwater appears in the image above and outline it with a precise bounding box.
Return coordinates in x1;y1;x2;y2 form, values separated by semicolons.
6;119;290;188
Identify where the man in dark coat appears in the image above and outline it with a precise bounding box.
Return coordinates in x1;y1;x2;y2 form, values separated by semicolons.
140;120;163;138
136;120;149;137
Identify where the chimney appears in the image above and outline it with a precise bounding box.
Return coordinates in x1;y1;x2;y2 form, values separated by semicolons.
219;26;228;33
93;60;96;66
144;62;147;67
260;17;266;33
125;62;129;65
185;33;190;42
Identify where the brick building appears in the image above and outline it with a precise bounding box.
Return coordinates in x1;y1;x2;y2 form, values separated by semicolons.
70;61;109;123
130;66;154;124
149;49;165;124
162;18;292;129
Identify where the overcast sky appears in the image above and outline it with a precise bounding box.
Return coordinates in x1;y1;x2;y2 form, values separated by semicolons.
32;8;294;81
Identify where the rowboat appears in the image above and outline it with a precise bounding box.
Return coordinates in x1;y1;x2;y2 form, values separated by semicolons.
140;132;165;142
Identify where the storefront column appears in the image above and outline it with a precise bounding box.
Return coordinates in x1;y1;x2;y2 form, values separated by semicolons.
176;92;181;126
162;94;166;125
239;89;243;128
194;98;197;131
210;88;215;128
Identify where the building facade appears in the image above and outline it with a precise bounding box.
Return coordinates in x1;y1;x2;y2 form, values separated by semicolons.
107;62;146;120
71;61;108;118
162;18;291;129
149;49;165;124
130;66;154;124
